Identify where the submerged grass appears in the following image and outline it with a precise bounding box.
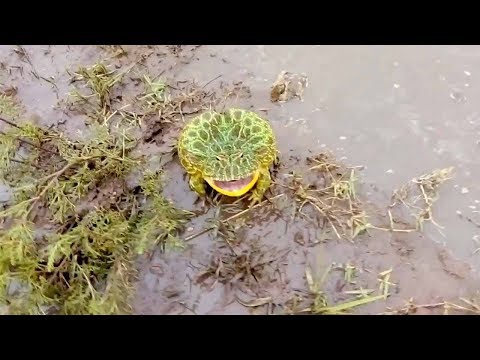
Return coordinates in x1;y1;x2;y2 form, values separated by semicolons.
195;209;289;294
287;264;388;315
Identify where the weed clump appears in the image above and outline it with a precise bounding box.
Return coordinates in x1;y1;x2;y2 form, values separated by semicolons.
68;62;124;117
131;170;194;254
0;93;22;118
0;62;192;314
0;120;189;314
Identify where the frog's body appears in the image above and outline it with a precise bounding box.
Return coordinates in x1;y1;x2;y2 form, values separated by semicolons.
177;108;278;204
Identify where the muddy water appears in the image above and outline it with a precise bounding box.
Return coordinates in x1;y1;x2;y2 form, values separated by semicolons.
1;45;480;314
180;45;480;268
141;45;480;314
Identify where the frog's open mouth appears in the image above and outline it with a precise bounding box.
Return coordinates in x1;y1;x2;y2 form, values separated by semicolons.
204;171;259;197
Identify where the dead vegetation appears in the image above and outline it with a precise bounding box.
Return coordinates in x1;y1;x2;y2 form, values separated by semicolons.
270;152;372;242
381;295;480;315
0;45;287;314
282;262;387;315
67;62;129;121
389;167;455;235
0;50;266;314
270;153;455;244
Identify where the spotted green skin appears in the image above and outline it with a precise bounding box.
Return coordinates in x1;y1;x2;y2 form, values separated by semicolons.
177;108;278;204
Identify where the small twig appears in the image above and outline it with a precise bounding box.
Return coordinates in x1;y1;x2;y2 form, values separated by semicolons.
46;256;69;286
8;157;44;170
0;116;22;129
380;301;445;315
366;210;417;233
370;226;416;233
382;298;480;315
184;226;215;242
459;297;480;312
77;263;96;300
388;210;395;231
0;129;57;155
307;200;342;239
37;163;72;196
202;75;222;89
15;45;40;79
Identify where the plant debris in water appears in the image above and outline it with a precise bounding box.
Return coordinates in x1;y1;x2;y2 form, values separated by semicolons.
274;152;370;241
195;210;289;295
284;264;386;315
0;62;193;314
271;153;451;243
389;167;454;234
270;70;308;103
381;295;480;315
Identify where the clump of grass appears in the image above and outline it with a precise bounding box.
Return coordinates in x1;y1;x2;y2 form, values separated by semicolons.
68;62;130;120
137;75;167;111
0;118;190;314
0;93;21;118
131;170;194;254
0;120;138;223
0;63;193;315
0;120;191;314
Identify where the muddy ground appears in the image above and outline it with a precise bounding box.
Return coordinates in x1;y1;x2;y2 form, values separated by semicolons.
1;45;480;315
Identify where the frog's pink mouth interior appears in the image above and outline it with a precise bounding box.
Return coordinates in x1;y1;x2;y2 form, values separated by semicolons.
204;172;259;197
213;175;255;192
